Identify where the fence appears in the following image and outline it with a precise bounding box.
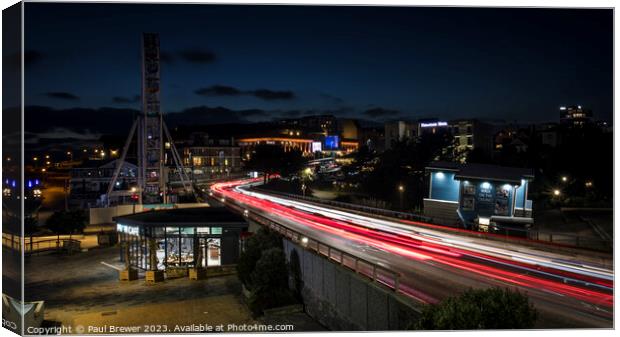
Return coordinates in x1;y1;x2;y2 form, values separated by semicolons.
223;199;403;295
2;233;81;255
252;187;434;223
251;187;613;253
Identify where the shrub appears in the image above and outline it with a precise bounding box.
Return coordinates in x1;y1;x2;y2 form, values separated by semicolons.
413;287;537;330
236;227;282;288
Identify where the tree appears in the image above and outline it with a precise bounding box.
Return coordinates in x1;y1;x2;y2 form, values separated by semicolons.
45;209;87;239
236;227;282;287
413;287;537;330
245;144;306;183
247;247;295;315
250;247;289;290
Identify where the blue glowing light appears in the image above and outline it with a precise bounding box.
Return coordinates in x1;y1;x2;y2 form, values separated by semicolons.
324;136;340;150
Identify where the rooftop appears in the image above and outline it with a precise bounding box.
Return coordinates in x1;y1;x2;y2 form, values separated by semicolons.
427;161;534;184
114;206;247;227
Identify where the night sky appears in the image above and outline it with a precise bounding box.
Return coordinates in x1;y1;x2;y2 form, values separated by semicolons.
24;3;612;133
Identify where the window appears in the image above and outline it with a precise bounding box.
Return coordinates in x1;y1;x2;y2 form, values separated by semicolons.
211;227;222;235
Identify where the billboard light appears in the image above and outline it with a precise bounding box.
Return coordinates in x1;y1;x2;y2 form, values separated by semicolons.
420;121;448;128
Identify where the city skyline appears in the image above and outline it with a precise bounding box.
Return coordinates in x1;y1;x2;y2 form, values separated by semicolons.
21;3;612;138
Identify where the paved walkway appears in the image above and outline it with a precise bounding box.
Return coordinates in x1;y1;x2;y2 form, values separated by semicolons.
25;247;256;333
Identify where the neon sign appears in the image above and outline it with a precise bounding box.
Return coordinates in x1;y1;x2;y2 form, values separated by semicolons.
420;121;448;128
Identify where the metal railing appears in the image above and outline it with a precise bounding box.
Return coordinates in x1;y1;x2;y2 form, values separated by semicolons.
222;199;403;295
252;187;434;222
2;233;81;255
251;187;613;253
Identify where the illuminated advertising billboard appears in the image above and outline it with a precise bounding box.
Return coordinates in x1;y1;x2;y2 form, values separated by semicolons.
312;141;322;152
324;136;339;150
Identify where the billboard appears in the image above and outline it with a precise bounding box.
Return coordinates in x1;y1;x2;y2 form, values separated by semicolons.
324;136;339;150
311;141;322;153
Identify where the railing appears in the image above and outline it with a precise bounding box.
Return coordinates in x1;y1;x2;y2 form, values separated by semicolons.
251;187;613;253
222;199;403;296
2;233;81;255
252;187;434;223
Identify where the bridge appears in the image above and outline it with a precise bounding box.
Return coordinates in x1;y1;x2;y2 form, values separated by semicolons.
210;177;613;328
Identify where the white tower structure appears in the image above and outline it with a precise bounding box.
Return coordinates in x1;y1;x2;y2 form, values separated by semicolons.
106;33;192;206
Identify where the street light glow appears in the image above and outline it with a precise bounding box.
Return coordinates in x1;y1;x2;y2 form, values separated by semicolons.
553;189;561;196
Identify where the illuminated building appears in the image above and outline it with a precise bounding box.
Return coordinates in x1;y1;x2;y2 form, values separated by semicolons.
238;137;315;158
450;119;494;161
424;161;534;232
183;141;241;179
338;118;360;140
559;105;592;127
114;207;248;272
417;118;450;136
70;159;138;208
280;115;338;136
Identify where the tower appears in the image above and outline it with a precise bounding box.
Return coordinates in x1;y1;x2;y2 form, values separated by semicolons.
139;33;165;204
106;33;193;206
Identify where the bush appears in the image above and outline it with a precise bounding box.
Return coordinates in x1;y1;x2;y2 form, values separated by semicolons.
413;287;537;330
236;227;282;288
251;247;289;290
45;209;87;236
247;247;296;315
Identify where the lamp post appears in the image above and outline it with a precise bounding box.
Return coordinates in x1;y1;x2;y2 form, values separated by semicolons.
398;184;404;210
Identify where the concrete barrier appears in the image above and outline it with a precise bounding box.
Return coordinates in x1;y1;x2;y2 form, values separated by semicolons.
283;239;422;331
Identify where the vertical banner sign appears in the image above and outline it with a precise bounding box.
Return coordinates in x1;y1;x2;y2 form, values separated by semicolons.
141;33;165;204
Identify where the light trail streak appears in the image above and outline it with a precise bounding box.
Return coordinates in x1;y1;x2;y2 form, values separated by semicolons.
210;178;614;308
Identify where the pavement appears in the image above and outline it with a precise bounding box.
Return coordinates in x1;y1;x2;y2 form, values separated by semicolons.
25;247;257;332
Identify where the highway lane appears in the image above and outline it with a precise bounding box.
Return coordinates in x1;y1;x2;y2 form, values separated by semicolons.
211;178;614;328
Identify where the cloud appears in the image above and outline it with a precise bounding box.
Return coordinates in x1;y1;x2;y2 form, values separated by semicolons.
195;85;295;101
364;107;400;118
320;93;344;105
195;85;242;96
112;95;141;104
179;49;216;64
23;105;137;135
253;89;295;100
44;92;80;100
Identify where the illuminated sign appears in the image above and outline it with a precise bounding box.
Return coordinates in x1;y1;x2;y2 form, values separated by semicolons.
324;136;339;150
311;142;322;153
117;224;140;236
420;121;448;128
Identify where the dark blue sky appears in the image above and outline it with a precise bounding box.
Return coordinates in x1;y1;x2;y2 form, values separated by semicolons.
25;3;613;124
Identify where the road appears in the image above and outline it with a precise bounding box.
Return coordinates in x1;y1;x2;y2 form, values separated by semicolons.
211;178;614;328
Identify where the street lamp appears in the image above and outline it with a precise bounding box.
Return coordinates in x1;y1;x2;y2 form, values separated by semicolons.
553;189;561;196
561;176;568;182
398;184;405;210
